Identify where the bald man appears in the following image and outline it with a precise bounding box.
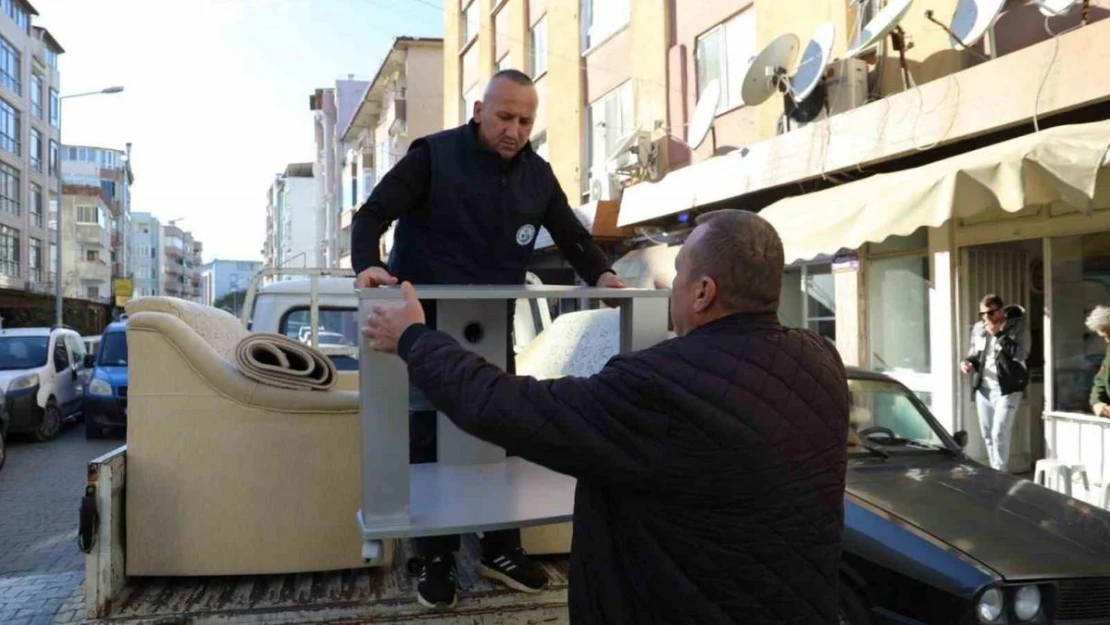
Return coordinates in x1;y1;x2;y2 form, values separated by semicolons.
364;210;851;624
351;69;627;609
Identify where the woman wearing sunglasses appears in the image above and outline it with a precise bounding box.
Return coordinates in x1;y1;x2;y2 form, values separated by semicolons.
959;294;1030;472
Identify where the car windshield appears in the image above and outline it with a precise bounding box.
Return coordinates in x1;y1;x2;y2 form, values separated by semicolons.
0;336;50;370
97;332;128;367
848;378;949;454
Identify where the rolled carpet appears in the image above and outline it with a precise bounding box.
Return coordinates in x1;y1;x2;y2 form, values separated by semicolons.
234;333;339;391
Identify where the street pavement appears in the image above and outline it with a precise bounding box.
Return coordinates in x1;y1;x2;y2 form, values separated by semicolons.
0;423;121;625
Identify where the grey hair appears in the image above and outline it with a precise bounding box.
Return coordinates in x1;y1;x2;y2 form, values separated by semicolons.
485;70;534;98
1086;305;1110;333
689;209;784;314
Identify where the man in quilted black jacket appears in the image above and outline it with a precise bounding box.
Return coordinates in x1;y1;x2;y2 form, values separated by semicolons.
363;209;850;624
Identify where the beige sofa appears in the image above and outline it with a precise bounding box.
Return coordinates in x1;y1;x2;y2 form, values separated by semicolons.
124;297;387;576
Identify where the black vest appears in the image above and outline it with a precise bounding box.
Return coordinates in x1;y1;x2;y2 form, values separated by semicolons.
387;123;555;286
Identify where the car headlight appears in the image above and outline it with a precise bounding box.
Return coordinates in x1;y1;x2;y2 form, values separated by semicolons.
1014;585;1041;621
88;378;113;396
9;373;39;392
977;587;1004;623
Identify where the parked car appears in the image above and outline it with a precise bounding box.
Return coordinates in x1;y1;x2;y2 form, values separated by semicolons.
82;318;129;439
0;396;8;472
839;367;1110;625
0;326;90;441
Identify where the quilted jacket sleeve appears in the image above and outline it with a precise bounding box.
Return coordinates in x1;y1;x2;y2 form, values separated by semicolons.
400;325;664;489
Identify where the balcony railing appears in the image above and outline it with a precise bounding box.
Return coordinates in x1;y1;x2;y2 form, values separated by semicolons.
76;224;111;248
0;259;20;279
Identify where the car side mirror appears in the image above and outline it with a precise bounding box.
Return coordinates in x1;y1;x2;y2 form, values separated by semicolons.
83;354;95;368
953;431;968;449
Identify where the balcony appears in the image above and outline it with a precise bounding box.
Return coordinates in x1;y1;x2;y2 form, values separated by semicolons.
386;94;407;138
76;224;110;248
77;259;111;283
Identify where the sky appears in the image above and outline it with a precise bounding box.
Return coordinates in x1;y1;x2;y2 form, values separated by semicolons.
41;0;444;262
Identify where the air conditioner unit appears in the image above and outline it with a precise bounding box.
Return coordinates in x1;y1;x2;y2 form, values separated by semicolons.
588;174;622;202
781;57;869;133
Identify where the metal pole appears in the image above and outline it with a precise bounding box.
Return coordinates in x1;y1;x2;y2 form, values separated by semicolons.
54;134;63;327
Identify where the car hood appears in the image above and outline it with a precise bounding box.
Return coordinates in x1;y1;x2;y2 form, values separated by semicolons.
847;458;1110;580
0;368;37;393
95;366;128;386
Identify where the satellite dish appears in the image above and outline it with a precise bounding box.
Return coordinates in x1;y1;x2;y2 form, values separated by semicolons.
687;79;721;149
846;0;915;57
791;22;836;102
1036;0;1081;15
608;127;646;163
741;34;800;106
949;0;1007;49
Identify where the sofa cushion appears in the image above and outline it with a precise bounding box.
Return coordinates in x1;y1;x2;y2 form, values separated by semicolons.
126;296;250;362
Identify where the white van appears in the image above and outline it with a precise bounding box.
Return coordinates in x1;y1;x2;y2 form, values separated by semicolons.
0;326;90;441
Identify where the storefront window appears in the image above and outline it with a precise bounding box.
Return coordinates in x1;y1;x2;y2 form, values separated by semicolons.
779;263;835;342
869;254;931;376
1049;234;1110;414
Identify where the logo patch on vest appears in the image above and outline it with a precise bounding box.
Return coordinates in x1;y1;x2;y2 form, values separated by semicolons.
515;224;536;246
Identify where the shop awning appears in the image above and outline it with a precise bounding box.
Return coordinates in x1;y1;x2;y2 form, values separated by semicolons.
759;120;1110;263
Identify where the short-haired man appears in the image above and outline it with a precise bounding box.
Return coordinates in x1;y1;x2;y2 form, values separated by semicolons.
351;69;628;608
364;210;851;624
960;294;1030;472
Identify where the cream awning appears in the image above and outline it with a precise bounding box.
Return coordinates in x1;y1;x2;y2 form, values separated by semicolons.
759;120;1110;263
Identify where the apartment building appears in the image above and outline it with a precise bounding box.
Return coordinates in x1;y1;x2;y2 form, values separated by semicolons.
261;162;315;274
309;78;369;269
58;184;110;302
162;222;203;302
199;258;261;308
61;143;133;279
129;211;161;297
0;3;63;295
339;36;443;268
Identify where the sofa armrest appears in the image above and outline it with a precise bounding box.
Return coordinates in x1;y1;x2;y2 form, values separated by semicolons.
127;311;359;414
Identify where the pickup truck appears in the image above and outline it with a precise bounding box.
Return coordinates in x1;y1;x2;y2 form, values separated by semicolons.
80;268;574;624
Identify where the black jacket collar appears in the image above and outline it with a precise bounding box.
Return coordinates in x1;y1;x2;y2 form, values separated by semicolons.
687;313;783;338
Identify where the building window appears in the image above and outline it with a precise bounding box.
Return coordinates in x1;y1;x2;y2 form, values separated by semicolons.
1049;233;1110;413
46;47;57;69
869;255;931;374
30;127;40;172
48;140;58;175
531;133;548;161
29;237;41;280
780;263;837;342
497;56;512;72
0;36;19;96
585;81;633;188
0;224;19;277
462;83;481;124
30;73;41;118
86;250;98;262
100;180;116;199
77;205;107;226
581;0;630;52
530;16;548;77
0;98;18;156
4;0;29;32
0;161;18;216
462;0;479;46
30;183;42;226
49;88;59;128
695;10;757;114
87;285;99;299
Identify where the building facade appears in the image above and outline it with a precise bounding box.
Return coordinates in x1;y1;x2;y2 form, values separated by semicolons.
58;183;110;302
339;36;443;269
60;143;133;281
261;162;316;274
130;211;161;297
162;222;203;302
199;258;261;308
0;4;63;296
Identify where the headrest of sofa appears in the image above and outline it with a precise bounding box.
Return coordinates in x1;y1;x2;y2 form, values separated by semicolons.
126;296;250;362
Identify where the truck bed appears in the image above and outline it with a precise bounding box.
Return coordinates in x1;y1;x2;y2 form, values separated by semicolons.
92;537;571;624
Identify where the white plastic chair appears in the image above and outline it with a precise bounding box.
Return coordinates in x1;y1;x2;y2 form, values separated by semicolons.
1034;459;1090;497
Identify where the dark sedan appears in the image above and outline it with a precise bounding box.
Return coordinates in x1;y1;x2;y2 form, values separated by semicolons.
839;368;1110;625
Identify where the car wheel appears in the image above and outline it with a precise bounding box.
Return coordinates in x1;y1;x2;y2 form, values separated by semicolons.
838;581;871;625
33;399;62;442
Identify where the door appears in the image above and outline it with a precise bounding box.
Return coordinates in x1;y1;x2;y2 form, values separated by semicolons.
66;335;89;407
959;247;1037;472
50;335;76;412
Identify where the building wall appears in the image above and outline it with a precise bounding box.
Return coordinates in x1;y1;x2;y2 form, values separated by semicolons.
200;259;261;306
61;144;132;279
130;212;161;297
59;190;111;302
282;175;316;269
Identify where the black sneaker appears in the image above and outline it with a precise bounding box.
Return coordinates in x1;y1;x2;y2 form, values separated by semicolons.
478;547;548;594
416;555;458;609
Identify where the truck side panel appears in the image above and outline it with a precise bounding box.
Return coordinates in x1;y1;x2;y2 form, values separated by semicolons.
85;444;128;620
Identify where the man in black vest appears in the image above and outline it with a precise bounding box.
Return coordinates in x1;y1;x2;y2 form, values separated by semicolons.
351;69;627;609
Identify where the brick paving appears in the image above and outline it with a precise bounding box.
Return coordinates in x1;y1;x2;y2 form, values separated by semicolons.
0;423;121;624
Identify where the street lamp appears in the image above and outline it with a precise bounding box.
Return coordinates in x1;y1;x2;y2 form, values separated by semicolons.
54;85;125;327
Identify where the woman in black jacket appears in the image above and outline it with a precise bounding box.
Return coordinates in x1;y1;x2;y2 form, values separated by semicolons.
960;294;1030;472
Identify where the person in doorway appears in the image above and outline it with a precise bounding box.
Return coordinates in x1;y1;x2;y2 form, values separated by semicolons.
350;68;628;609
363;209;851;625
1086;305;1110;419
960;294;1030;471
